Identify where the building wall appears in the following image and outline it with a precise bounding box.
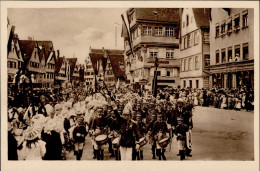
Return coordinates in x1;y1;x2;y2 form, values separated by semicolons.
178;8;210;88
210;8;254;65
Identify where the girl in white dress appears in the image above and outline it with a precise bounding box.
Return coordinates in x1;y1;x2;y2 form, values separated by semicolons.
20;125;46;160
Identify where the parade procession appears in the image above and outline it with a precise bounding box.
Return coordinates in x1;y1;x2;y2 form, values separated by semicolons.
6;7;255;162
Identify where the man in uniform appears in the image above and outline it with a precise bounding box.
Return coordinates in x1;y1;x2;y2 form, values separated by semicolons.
114;107;140;160
91;107;108;160
175;117;189;160
147;110;157;159
73;115;87;160
152;112;169;160
135;112;147;160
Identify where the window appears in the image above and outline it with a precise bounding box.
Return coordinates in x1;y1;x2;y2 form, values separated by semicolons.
154;71;161;76
149;48;158;58
181;60;184;72
221;22;226;34
165;27;174;37
242;10;248;28
204;55;210;68
194;31;199;45
234;14;240;29
221;49;226;63
143;26;152;35
187;34;191;48
8;61;11;68
196;80;199;88
243;43;249;60
183;80;186;88
13;62;16;68
215;23;220;38
137;27;141;37
189;80;192;88
195;56;199;70
185;59;188;71
155;27;163;36
184;37;187;49
166;49;174;59
228;47;233;62
216;50;220;64
167;71;170;77
186;15;189;26
188;58;192;71
235;45;241;62
227;18;232;32
183;21;185;28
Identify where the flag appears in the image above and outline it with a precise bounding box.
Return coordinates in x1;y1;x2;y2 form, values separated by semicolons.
121;14;135;57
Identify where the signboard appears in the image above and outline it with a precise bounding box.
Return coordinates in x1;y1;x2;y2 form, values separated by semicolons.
139;79;148;85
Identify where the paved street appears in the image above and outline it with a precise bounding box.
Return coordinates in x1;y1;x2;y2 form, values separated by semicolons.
65;106;254;161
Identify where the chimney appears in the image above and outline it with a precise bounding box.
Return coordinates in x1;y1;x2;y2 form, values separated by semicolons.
28;37;32;40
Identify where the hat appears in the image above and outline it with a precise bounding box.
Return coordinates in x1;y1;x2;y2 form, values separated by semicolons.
69;110;76;118
177;117;184;121
24;125;42;141
136;113;142;117
54;104;61;110
45;104;54;116
75;108;83;115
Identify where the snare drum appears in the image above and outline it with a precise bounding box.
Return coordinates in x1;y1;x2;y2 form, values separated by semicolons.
158;137;170;148
95;134;108;146
112;137;120;149
137;137;147;148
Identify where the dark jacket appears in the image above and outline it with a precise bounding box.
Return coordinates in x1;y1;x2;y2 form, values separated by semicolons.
42;130;62;160
73;125;87;142
8;131;18;160
114;110;140;148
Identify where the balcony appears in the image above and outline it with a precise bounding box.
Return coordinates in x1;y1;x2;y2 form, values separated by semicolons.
132;35;178;48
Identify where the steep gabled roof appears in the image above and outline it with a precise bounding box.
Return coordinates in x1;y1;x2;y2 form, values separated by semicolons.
89;53;107;74
133;8;179;23
39;49;45;63
19;40;37;64
108;54;125;78
55;57;64;73
7;26;15;55
192;8;210;28
90;48;124;55
67;58;77;74
37;41;54;62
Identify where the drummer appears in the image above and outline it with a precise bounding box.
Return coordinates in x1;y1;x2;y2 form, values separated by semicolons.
91;106;108;160
147;110;157;159
152;113;169;160
110;109;121;160
73;115;87;160
135;112;147;160
175;117;189;160
106;106;115;157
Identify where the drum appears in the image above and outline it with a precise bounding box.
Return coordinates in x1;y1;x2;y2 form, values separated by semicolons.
95;134;108;146
112;137;120;149
137;137;147;148
158;137;170;148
